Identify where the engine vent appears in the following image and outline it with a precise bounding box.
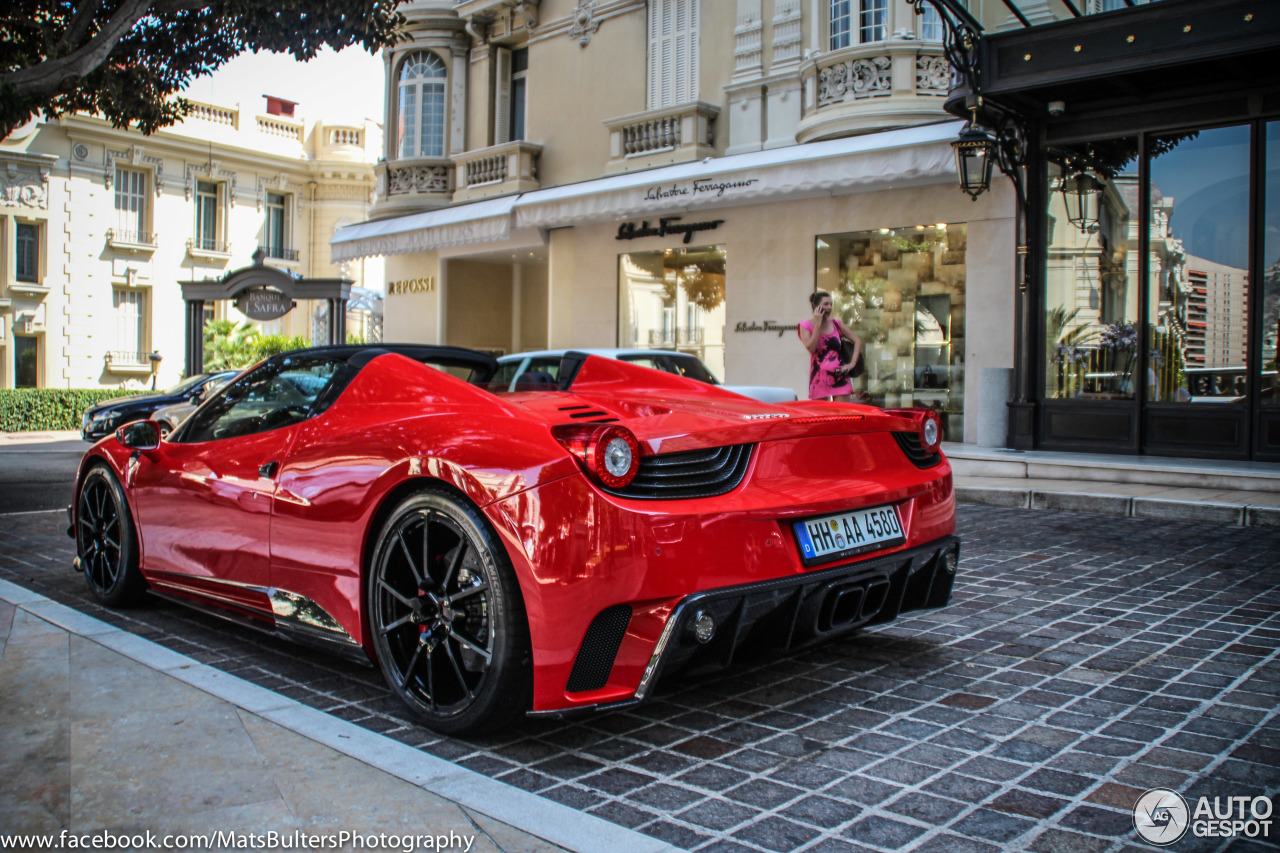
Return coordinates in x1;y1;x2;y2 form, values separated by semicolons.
893;432;942;468
605;444;753;500
565;604;632;693
559;405;617;424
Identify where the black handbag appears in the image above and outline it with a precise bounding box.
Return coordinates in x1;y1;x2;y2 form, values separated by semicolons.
836;321;865;378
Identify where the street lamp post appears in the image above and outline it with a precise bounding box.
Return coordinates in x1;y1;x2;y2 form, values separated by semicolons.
148;350;163;390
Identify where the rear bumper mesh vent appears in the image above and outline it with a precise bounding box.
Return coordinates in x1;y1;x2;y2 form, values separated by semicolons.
606;444;753;500
566;604;632;693
893;432;942;468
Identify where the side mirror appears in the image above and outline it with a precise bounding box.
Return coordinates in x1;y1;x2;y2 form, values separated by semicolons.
116;420;161;451
189;390;206;405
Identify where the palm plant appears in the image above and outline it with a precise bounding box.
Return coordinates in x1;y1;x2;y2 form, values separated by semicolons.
203;320;260;370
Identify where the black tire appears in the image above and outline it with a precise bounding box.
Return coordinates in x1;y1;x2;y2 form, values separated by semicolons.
76;466;147;606
367;489;531;734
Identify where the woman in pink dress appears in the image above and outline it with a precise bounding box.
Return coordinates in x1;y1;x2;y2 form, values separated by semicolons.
798;291;862;402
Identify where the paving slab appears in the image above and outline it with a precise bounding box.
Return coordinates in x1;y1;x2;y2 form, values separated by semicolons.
2;501;1278;853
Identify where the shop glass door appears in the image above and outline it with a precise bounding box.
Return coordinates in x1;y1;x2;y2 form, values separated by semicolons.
1260;121;1280;458
1143;125;1251;457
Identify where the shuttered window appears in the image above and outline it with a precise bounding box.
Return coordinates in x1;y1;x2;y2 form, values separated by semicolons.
647;0;698;109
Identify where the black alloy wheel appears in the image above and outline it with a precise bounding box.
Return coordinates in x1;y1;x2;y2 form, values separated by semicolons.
368;490;531;734
76;466;146;606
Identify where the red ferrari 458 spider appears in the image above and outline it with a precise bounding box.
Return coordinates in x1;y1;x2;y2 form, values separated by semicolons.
71;345;958;733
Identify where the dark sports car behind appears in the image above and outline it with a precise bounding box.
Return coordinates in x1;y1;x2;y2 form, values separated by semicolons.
81;371;239;441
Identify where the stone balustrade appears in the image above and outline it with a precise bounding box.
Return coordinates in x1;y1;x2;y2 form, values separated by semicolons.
603;102;720;174
797;41;951;142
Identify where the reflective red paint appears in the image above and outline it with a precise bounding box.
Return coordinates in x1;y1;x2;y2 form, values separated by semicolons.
73;351;957;730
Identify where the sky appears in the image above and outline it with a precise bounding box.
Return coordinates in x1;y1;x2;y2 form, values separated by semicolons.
183;46;386;126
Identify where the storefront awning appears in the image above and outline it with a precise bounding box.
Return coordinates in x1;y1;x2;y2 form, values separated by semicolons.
331;121;963;262
331;195;518;264
514;121;962;230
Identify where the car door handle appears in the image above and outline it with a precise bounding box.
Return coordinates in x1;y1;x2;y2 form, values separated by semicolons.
259;461;279;479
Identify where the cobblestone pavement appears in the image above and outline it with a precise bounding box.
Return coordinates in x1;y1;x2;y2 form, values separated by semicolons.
3;505;1278;853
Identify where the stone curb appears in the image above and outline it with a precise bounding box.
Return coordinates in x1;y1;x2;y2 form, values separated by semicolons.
0;582;680;853
958;486;1280;527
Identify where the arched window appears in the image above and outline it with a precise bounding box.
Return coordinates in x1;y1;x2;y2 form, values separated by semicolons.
397;51;447;159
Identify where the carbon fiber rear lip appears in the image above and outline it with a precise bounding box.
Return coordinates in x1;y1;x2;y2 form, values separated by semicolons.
527;534;960;719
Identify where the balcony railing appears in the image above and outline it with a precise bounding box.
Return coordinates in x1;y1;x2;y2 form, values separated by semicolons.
328;127;361;146
452;141;542;202
256;114;304;142
370;157;453;218
187;100;238;128
604;102;719;174
105;229;158;251
647;328;705;347
105;350;149;367
187;237;231;257
796;41;951;142
263;245;299;262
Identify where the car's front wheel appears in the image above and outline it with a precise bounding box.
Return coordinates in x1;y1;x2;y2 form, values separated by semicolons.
76;466;147;606
367;490;531;734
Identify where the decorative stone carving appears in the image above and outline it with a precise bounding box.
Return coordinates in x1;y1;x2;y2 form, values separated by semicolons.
513;0;539;28
105;146;164;195
916;55;952;92
387;165;449;195
0;162;50;209
256;174;300;210
568;1;599;47
772;1;802;66
817;56;892;106
184;162;239;205
734;9;763;74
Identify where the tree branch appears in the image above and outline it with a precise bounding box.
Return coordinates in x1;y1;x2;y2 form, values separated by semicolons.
58;2;106;55
4;0;166;99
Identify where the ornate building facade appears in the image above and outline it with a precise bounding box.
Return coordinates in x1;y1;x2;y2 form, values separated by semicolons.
0;99;382;390
336;0;1027;443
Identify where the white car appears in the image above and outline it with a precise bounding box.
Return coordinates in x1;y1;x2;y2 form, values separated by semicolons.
492;348;797;403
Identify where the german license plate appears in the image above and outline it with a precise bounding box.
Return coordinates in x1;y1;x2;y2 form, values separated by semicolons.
793;504;905;567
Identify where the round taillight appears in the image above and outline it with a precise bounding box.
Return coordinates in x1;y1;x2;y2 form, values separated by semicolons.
587;426;641;489
921;414;941;451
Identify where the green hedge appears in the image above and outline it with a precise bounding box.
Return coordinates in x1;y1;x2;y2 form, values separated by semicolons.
0;388;150;432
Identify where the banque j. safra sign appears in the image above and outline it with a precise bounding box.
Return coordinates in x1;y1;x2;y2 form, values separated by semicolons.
616;216;724;244
236;288;294;321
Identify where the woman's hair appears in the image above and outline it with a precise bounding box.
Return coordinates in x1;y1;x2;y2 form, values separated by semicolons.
809;291;831;310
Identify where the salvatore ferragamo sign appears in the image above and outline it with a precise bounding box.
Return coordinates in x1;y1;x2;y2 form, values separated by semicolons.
734;320;800;337
643;177;759;201
616;216;724;244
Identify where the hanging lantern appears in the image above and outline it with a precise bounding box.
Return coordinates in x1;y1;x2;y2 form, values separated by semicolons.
952;111;995;201
1061;172;1104;232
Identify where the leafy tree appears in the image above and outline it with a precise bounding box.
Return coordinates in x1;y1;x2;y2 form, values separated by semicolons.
203;318;258;370
1;0;404;140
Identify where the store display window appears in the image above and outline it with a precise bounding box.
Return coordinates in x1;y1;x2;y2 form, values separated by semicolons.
618;245;728;380
815;225;967;440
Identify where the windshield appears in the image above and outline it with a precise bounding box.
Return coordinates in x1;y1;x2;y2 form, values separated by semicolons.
667;355;720;384
619;353;719;385
167;373;213;395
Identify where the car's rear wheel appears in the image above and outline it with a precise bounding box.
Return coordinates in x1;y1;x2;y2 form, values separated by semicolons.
76;466;146;606
368;490;530;734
